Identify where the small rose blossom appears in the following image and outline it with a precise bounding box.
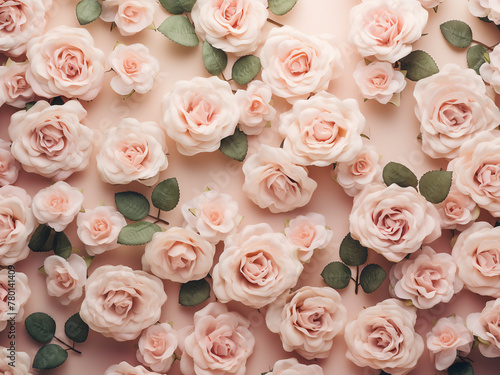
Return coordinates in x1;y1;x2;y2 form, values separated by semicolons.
32;181;83;232
436;183;480;230
467;298;500;357
105;361;161;375
267;358;324;375
0;270;30;332
142;227;215;283
0;139;20;187
480;44;500;94
353;61;406;104
44;254;87;305
0;346;32;375
136;323;178;373
427;316;473;371
101;0;159;36
0;61;36;108
469;0;500;24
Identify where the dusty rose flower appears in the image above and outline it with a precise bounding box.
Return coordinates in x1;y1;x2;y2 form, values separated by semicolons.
267;358;324;375
0;139;20;187
284;212;333;262
414;64;500;160
349;0;428;63
242;145;317;213
32;181;83;232
136;323;178;373
349;183;441;262
389;246;463;309
191;0;268;55
344;298;424;375
178;302;255;375
260;26;343;103
0;346;32;375
109;43;159;95
467;298;500;357
80;265;167;341
353;61;406;104
234;80;276;135
44;254;87;305
105;361;161;375
8;100;94;181
212;223;303;308
427;316;473;371
142;227;215;283
266;286;347;359
162;76;239;156
469;0;500;24
436;183;479;230
0;61;36;108
26;25;107;100
77;206;126;256
481;44;500;94
96;118;168;186
0;269;30;332
101;0;159;36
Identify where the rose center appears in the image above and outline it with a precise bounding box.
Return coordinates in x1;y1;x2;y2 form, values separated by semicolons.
0;5;22;32
48;194;69;213
210;336;236;359
54;267;75;288
34;122;67;156
0;212;15;244
241;251;275;286
90;217;112;239
367;10;402;46
284;49;312;76
166;242;196;271
439;332;456;346
119;140;148;169
183;93;216;128
375;208;409;243
476;163;500;189
438;101;471;129
352;157;372;175
475;248;500;276
218;0;243;28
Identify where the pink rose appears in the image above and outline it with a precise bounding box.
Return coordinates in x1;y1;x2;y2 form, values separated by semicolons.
181;189;241;244
414;64;500;160
480;44;500;94
266;286;347;360
109;43;160;96
96;118;168;186
0;61;36;108
469;0;500;24
212;223;303;308
350;183;441;262
32;181;84;232
389;246;463;309
0;139;20;187
80;265;167;341
0;346;32;375
104;361;161;375
44;254;87;305
26;25;107;100
353;61;406;104
279;92;365;167
436;183;479;230
162;76;239;156
260;26;343;103
101;0;158;36
242;145;317;213
136;323;178;373
141;227;215;283
8;100;94;181
427;316;473;371
178;302;255;375
467;298;500;357
452;221;500;298
234;80;276;135
284;213;333;262
191;0;268;55
76;206;126;256
0;269;30;332
267;358;324;375
344;299;424;375
418;0;444;8
349;0;428;63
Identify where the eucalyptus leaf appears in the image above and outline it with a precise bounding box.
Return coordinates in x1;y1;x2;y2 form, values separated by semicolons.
117;221;162;246
115;191;150;221
359;264;387;294
219;128;248;162
179;278;211;306
399;50;439;81
339;233;368;266
151;178;180;212
159;0;196;14
321;262;352;289
419;170;453;204
53;232;72;259
157;16;199;47
64;313;89;343
383;162;418;189
448;361;474;375
440;20;473;48
33;344;68;370
25;312;56;343
268;0;298;15
202;41;228;76
467;44;488;74
76;0;102;25
232;55;261;85
29;224;55;252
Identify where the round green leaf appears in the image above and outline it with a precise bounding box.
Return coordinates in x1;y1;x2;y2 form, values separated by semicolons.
339;233;368;267
117;221;162;246
64;313;89;344
232;55;261;85
467;44;488;74
115;191;150;221
383;162;418;189
159;0;196;14
321;262;352;289
33;344;68;370
25;312;56;343
151;178;180;212
202;41;228;76
54;232;72;259
29;224;55;252
359;264;387;294
448;362;474;375
419;170;453;204
158;15;199;47
268;0;298;15
179;279;211;306
399;50;439;81
76;0;102;25
440;20;473;48
219;128;248;162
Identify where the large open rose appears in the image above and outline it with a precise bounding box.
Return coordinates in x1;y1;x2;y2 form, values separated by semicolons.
467;298;500;357
100;0;158;36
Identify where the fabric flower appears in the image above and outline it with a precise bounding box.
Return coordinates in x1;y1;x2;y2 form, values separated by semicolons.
0;346;32;375
100;0;158;36
353;61;406;104
436;182;479;230
0;269;30;332
266;358;324;375
0;61;36;108
467;298;500;357
44;254;87;305
0;139;20;187
469;0;500;24
136;323;178;373
104;361;161;375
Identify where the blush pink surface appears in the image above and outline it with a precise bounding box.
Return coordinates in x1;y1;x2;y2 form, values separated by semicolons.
2;0;500;374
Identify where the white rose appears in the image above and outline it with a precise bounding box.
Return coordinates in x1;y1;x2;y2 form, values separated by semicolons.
136;323;177;373
469;0;500;24
0;139;20;187
0;61;36;108
0;270;30;332
353;61;406;104
100;0;158;36
0;346;32;375
267;358;324;375
44;254;87;305
467;298;500;358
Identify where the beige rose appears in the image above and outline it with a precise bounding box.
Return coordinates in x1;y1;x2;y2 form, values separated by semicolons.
44;254;87;305
467;298;500;357
469;0;500;24
353;61;406;104
0;139;20;187
0;61;36;108
0;346;32;375
104;361;161;375
136;323;177;373
436;183;479;230
101;0;158;36
267;358;324;375
0;269;30;332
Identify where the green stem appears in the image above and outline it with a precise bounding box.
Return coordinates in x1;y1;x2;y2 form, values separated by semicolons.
147;214;169;226
472;39;495;51
54;336;82;354
266;18;284;28
354;266;360;295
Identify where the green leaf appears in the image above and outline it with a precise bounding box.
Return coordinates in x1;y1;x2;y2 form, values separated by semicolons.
399;50;439;81
268;0;298;15
76;0;102;25
50;97;65;106
440;20;473;48
448;361;474;375
359;264;387;294
25;312;56;343
232;55;261;85
339;233;368;266
467;44;488;74
84;256;94;268
29;224;55;252
159;0;196;14
157;15;199;47
419;170;453;204
219;128;248;162
117;221;162;246
383;162;418;189
25;101;36;111
321;262;352;289
179;279;211;306
64;313;89;344
115;191;150;221
33;344;68;370
202;41;228;76
151;178;180;212
53;232;72;259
